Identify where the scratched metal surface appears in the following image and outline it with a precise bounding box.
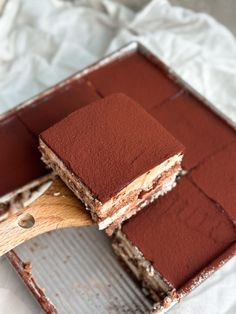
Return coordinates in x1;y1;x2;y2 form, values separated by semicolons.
15;226;152;314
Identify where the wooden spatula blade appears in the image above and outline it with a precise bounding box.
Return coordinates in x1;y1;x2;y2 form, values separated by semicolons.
0;178;93;257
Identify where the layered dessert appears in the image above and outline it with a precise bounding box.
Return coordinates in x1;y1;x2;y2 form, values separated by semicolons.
0;115;47;198
86;53;181;110
1;44;236;312
0;78;101;219
18;79;100;135
150;92;236;169
112;177;236;312
190;141;236;223
39;93;184;233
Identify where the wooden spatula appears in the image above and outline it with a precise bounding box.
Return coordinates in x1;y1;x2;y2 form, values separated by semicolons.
0;177;93;257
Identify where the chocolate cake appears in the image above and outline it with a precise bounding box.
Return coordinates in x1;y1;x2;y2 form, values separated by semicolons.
40;93;184;233
112;177;236;311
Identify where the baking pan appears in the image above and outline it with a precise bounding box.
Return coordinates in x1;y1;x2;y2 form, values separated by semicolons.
2;41;236;313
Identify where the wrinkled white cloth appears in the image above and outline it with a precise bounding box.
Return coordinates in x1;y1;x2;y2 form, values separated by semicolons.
1;0;236;121
0;0;236;313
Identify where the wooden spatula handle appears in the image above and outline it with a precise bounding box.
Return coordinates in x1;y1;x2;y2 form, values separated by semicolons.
0;178;93;256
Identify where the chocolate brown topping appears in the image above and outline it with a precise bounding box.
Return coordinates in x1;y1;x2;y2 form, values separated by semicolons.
18;79;100;135
150;92;236;169
122;177;236;289
190;141;236;223
0;115;47;197
0;80;101;197
40;93;184;203
86;52;180;110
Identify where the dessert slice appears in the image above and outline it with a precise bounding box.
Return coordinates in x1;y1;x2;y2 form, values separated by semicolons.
0;115;47;197
86;52;180;110
39;93;184;233
18;79;100;135
112;177;236;312
150;92;236;169
190;141;236;224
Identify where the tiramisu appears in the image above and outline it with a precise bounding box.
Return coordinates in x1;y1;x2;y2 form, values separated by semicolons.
86;53;181;110
150;92;236;169
40;93;184;233
112;177;236;312
18;79;100;135
0;115;46;197
190;141;236;223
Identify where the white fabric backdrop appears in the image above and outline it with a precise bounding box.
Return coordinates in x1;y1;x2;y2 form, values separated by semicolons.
0;0;235;313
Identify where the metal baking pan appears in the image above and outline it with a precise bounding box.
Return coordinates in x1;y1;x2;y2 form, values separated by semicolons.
3;41;236;313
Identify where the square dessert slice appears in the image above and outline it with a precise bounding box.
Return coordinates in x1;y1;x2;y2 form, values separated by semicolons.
0;115;47;197
39;93;184;233
86;52;181;110
18;79;100;135
150;92;236;169
112;177;236;312
190;141;236;223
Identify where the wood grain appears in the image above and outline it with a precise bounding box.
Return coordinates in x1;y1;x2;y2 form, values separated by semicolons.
0;177;93;256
